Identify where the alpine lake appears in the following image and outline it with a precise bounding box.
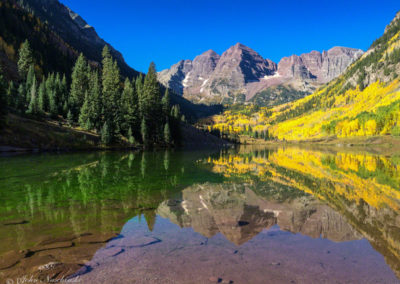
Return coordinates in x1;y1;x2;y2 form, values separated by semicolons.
1;146;400;283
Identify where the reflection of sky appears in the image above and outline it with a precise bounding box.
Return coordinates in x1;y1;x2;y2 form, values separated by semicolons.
78;215;397;283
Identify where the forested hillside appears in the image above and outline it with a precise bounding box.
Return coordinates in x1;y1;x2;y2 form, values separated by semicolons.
206;11;400;142
0;38;184;147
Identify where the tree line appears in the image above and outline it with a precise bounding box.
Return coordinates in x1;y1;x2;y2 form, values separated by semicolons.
0;40;183;147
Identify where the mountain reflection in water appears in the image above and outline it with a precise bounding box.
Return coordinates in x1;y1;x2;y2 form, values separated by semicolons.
0;147;399;283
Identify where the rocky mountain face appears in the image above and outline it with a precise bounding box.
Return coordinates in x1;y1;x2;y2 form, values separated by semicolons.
159;43;363;105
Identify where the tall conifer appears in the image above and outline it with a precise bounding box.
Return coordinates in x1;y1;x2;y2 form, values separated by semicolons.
17;40;34;79
70;53;88;119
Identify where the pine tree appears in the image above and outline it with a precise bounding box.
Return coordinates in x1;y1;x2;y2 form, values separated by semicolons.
48;90;58;117
136;74;144;116
27;76;38;114
101;121;112;145
164;122;171;145
142;62;162;143
37;81;46;113
102;46;121;139
17;40;34;79
54;73;62;112
79;91;91;130
67;110;74;125
88;71;102;131
120;77;139;136
25;65;35;102
70;53;89;119
60;74;68;113
62;101;69;118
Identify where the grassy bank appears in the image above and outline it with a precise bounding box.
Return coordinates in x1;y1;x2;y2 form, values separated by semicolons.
0;113;133;152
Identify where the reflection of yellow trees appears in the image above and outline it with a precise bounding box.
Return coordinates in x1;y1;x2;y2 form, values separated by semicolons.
207;148;400;212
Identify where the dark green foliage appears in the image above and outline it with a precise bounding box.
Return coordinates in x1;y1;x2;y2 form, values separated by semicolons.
102;46;121;140
26;75;38;114
79;91;91;130
120;77;139;137
1;36;183;147
0;65;8;127
70;53;89;119
25;65;35;102
37;81;46;113
250;85;308;106
17;40;34;79
101;121;112;145
87;71;102;131
67;109;73;126
141;62;162;144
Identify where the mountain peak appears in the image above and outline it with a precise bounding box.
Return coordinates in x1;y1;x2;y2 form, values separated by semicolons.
158;43;362;105
202;49;219;57
228;42;255;52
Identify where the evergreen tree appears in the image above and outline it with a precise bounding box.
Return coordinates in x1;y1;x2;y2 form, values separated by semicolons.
136;73;144;115
17;40;34;79
48;89;58;117
70;53;88;119
27;76;38;114
120;77;139;136
37;81;46;113
88;71;102;131
101;121;112;145
25;65;35;102
67;110;74;125
60;74;68;113
164;122;171;145
54;73;62;112
142;62;162;143
102;46;121;139
62;100;69;118
79;91;91;130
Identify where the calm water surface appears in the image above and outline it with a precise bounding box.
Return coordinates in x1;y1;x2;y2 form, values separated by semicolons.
0;147;399;283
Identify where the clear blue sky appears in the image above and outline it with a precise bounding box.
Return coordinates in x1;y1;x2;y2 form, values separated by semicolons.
61;0;399;73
